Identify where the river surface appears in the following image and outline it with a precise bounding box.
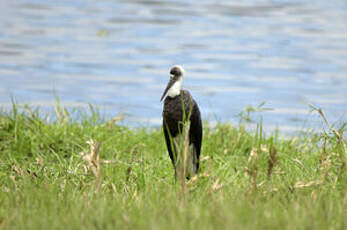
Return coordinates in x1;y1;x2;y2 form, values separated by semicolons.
0;0;346;133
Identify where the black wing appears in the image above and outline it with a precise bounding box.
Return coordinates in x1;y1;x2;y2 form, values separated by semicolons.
162;90;202;171
163;119;175;166
189;98;203;170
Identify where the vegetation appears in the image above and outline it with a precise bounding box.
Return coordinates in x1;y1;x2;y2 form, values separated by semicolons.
0;103;345;229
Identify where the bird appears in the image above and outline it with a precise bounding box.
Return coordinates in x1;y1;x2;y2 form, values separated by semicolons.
160;65;203;180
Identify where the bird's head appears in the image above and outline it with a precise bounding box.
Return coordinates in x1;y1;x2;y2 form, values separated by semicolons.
160;65;185;102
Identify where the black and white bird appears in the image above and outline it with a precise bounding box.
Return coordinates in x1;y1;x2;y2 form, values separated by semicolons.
160;65;203;180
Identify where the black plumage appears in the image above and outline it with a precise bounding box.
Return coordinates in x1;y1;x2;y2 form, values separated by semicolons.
161;67;203;179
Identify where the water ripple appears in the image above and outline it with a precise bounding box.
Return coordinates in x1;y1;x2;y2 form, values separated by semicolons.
0;0;346;133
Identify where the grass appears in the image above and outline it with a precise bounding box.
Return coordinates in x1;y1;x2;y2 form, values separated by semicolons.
0;103;346;230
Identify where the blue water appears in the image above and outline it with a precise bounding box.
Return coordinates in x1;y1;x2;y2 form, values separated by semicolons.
0;0;346;133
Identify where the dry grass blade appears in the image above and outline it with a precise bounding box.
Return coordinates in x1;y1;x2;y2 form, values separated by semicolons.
132;190;137;199
9;175;17;192
186;173;210;186
12;164;39;178
180;120;191;195
35;157;44;166
319;153;333;180
211;178;223;192
200;155;210;162
80;139;102;190
261;144;269;154
267;146;278;178
294;181;321;189
292;158;306;170
107;113;125;128
247;147;258;165
312;105;346;180
60;179;67;192
11;164;24;177
316;108;346;151
100;160;120;164
186;175;198;185
245;147;259;191
263;187;279;195
319;134;327;164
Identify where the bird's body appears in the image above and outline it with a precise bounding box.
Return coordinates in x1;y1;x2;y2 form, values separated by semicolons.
161;66;202;180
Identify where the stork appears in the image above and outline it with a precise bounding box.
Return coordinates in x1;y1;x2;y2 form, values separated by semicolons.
160;65;203;180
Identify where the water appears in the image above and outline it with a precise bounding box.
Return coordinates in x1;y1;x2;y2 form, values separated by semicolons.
0;0;346;133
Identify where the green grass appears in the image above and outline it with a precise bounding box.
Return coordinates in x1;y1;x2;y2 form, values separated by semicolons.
0;104;346;230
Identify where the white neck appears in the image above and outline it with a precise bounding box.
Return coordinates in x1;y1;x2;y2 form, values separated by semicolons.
168;79;182;98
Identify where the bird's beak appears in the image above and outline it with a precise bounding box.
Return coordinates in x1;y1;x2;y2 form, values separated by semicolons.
160;76;175;102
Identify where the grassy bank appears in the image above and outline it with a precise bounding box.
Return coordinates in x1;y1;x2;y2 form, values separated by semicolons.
0;104;346;230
